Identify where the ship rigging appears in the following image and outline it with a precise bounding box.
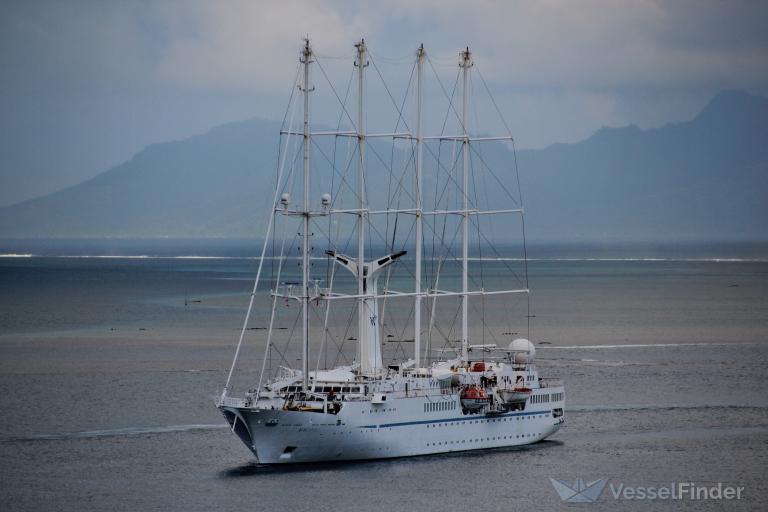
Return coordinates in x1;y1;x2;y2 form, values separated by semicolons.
217;38;565;464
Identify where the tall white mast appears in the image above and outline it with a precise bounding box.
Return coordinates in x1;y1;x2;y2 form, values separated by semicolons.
355;39;369;373
300;38;313;390
414;44;425;368
460;47;472;363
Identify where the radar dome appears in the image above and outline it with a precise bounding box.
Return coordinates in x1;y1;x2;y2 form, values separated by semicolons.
509;338;535;364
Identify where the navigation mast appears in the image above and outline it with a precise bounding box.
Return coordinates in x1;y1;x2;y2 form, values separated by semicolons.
300;38;313;390
460;47;472;362
355;39;370;373
414;44;425;368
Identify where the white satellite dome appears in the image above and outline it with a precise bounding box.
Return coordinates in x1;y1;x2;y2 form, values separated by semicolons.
509;338;536;364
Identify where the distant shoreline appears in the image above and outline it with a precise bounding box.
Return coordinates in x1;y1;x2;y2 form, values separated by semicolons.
2;237;767;260
2;254;767;263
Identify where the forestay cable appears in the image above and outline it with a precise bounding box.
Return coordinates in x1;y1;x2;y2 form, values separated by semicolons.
221;72;301;398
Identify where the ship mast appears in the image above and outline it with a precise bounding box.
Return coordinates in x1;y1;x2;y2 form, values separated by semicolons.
300;38;313;391
460;47;472;362
414;44;425;368
355;39;370;373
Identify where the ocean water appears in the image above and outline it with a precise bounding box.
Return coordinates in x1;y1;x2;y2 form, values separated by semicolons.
0;241;767;511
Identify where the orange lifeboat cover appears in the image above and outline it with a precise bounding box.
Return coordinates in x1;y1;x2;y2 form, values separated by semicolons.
461;386;487;399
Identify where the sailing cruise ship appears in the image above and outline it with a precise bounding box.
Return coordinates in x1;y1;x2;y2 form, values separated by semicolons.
217;38;565;464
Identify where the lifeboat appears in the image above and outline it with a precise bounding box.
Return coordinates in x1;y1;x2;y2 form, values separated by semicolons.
460;386;491;412
470;362;486;372
499;387;532;404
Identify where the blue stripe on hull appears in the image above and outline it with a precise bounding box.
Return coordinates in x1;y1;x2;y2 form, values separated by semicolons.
360;409;545;429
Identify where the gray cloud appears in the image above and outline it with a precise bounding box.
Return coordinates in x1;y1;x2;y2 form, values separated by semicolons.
1;0;767;205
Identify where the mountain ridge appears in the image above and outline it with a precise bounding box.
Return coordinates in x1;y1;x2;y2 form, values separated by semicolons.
1;91;766;240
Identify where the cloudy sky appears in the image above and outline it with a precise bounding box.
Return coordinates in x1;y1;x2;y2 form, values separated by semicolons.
1;0;767;206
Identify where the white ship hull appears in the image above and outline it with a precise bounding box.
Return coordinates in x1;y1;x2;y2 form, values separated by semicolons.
220;388;565;464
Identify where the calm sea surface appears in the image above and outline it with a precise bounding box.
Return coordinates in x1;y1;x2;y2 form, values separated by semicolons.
1;241;767;511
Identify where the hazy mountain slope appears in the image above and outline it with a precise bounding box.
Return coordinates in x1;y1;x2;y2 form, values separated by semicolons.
0;119;279;237
517;91;768;240
1;91;766;240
